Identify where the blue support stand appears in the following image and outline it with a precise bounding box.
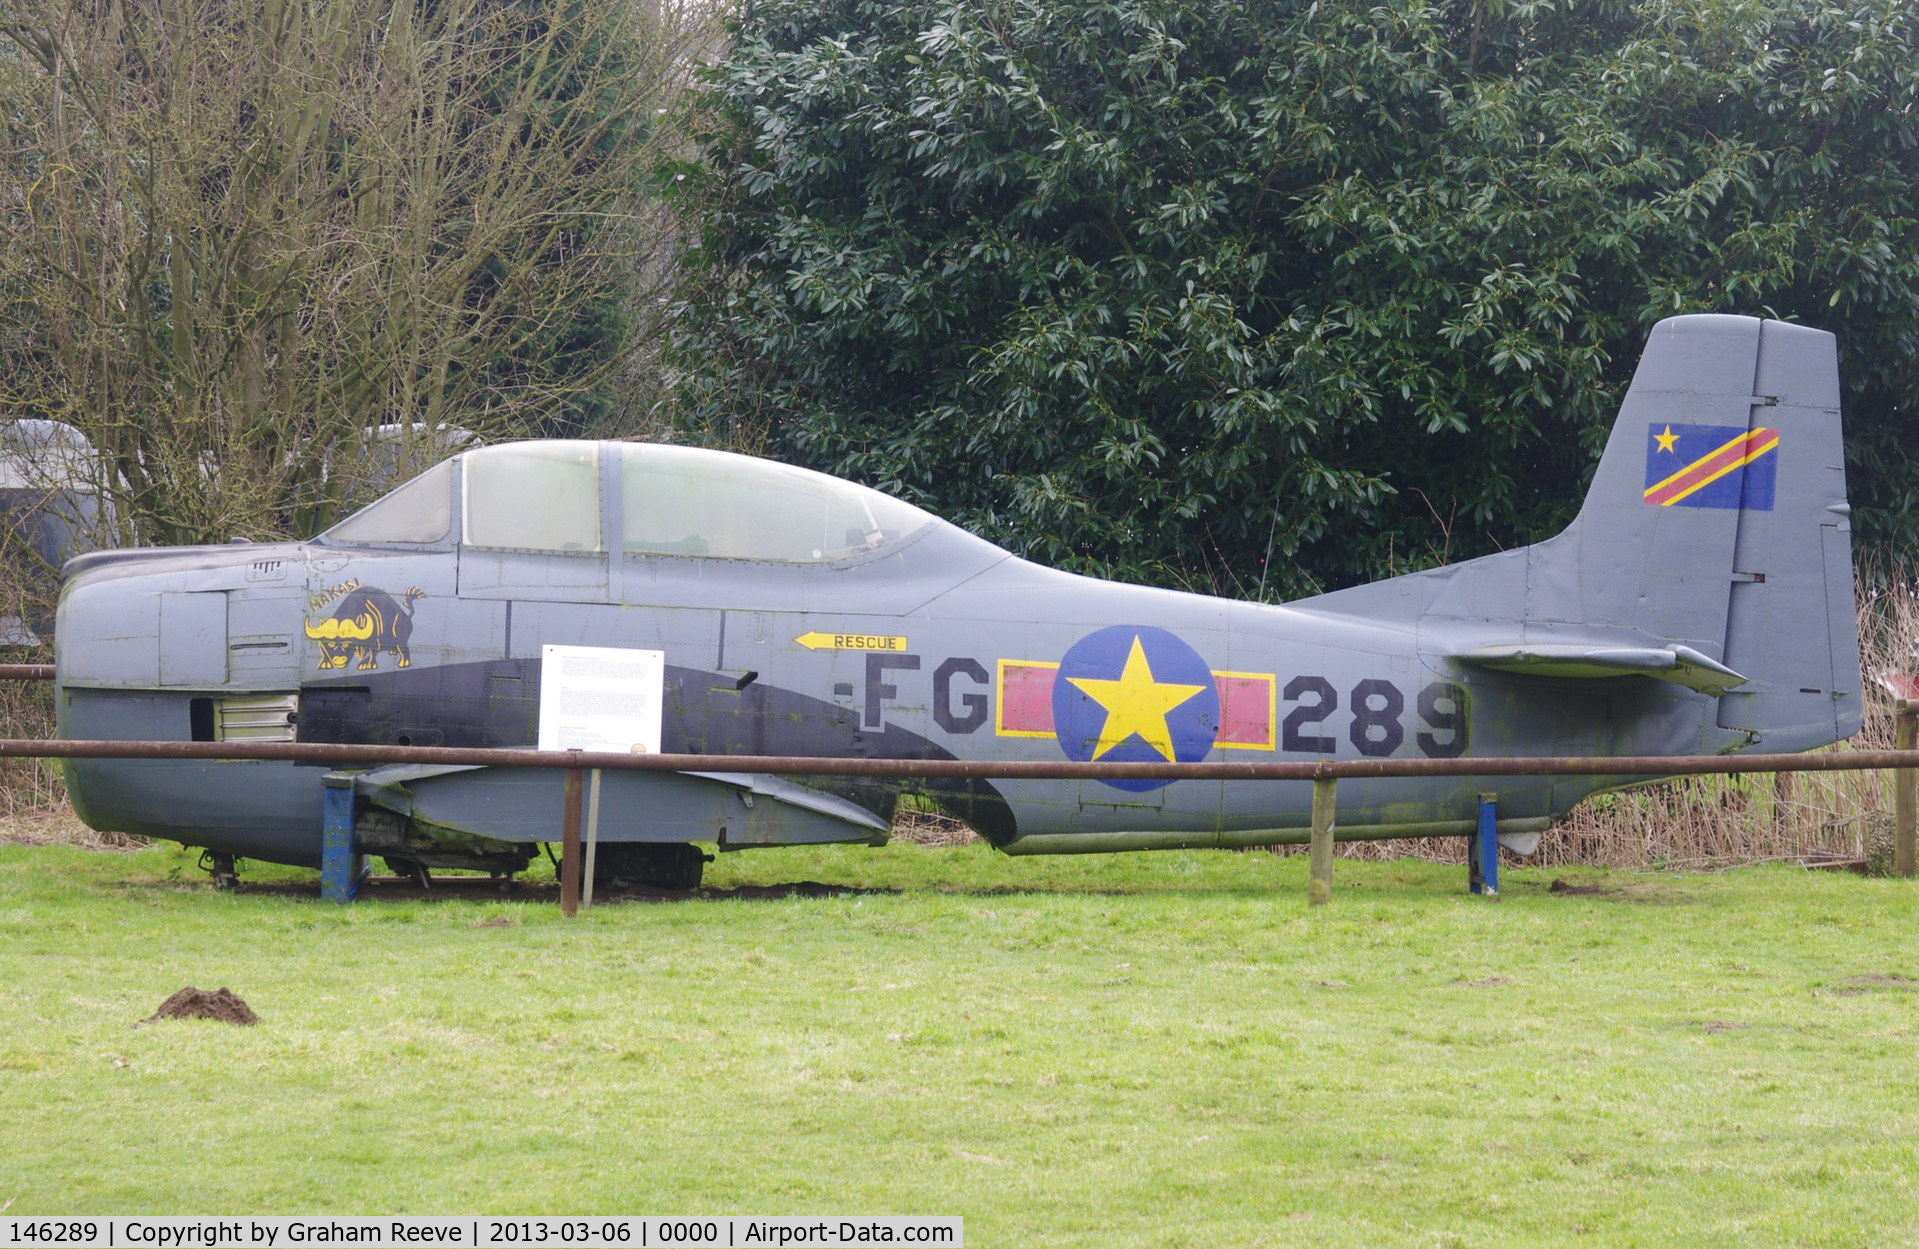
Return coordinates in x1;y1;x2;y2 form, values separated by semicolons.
321;773;362;904
1469;792;1499;897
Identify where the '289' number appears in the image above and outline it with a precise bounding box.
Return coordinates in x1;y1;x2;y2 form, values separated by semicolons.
11;1226;99;1244
1281;678;1465;759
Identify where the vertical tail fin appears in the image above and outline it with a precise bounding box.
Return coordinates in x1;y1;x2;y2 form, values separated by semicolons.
1557;314;1860;748
1303;314;1862;753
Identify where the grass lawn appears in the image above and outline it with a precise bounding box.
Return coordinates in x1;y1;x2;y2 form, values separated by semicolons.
2;838;1916;1246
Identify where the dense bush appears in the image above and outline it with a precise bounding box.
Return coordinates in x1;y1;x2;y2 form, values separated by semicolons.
673;0;1919;597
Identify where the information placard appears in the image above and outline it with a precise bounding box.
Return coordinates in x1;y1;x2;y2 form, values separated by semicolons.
536;644;666;754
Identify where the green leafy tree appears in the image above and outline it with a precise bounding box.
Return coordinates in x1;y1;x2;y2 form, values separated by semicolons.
672;0;1919;598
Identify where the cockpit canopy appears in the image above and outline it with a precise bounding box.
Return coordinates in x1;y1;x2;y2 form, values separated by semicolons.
320;441;935;563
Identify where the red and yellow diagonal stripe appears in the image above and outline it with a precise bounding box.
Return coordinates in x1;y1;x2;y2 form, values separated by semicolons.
1644;428;1779;507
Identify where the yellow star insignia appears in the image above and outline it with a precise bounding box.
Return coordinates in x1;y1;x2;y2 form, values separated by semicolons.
1066;635;1207;762
1654;424;1679;454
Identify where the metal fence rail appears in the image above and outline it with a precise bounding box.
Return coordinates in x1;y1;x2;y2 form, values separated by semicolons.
9;736;1919;781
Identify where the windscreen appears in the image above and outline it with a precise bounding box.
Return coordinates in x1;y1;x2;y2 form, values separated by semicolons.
322;458;453;545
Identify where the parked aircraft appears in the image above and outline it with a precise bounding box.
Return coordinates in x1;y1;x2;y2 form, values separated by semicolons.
54;315;1861;889
0;420;109;644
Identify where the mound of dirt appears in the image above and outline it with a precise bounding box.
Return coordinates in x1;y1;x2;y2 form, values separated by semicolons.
146;986;258;1025
1549;879;1607;895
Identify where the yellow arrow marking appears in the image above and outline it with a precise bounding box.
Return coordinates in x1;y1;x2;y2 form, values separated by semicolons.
794;631;910;652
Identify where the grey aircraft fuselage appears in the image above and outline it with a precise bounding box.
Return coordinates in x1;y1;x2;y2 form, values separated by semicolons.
53;315;1864;878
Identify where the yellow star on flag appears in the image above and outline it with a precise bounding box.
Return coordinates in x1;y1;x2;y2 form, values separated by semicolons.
1066;635;1207;762
1654;424;1679;454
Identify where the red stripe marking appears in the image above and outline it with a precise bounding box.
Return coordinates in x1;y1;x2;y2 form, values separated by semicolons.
1215;675;1274;748
998;662;1057;735
1645;430;1775;506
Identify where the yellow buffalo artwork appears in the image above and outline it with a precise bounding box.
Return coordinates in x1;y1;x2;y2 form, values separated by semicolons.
304;586;424;671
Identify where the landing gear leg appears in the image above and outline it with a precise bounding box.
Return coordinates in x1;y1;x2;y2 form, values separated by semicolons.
383;857;432;889
201;851;239;890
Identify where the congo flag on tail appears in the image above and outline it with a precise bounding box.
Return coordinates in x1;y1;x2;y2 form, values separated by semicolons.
1644;423;1779;510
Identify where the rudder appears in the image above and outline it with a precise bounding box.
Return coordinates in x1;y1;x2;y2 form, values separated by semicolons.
1713;320;1861;749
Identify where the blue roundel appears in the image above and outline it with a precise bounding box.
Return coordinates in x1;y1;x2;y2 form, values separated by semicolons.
1052;625;1220;792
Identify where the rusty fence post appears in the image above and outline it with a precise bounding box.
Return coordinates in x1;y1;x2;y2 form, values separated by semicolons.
561;752;584;916
1897;701;1916;880
1308;776;1336;906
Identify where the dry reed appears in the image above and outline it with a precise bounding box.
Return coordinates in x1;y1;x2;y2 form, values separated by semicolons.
0;804;146;850
1518;563;1917;870
0;652;65;817
889;803;983;847
1274;565;1918;869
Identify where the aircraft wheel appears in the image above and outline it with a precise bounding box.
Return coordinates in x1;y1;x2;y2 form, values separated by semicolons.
594;843;712;892
650;843;709;891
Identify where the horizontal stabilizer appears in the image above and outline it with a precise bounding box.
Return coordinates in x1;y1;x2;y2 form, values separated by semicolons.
1457;643;1747;696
